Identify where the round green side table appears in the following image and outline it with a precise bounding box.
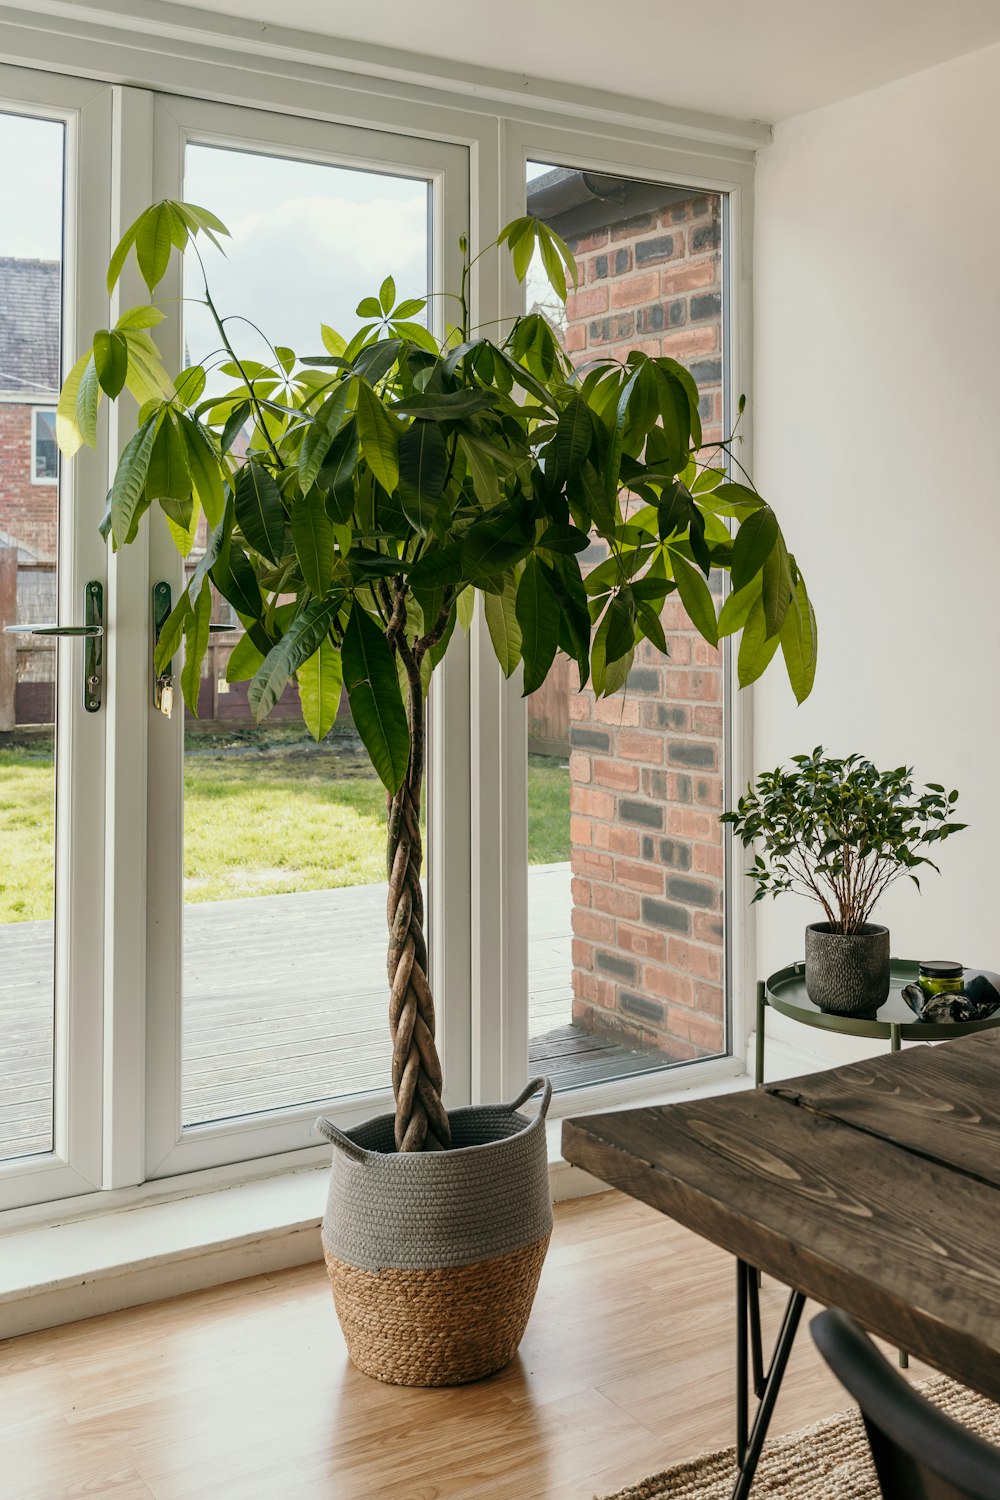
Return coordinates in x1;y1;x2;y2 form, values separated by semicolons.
755;958;1000;1088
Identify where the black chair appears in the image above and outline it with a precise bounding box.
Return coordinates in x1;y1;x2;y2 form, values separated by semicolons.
810;1309;1000;1500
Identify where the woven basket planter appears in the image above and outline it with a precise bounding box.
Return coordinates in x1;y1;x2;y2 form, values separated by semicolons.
316;1077;552;1388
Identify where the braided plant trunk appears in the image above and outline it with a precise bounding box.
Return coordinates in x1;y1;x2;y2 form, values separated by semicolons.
383;583;453;1152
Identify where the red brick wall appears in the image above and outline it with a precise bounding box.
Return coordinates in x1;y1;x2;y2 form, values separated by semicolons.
0;403;57;560
559;192;727;1062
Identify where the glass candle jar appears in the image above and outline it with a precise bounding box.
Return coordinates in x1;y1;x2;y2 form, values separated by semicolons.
918;961;964;997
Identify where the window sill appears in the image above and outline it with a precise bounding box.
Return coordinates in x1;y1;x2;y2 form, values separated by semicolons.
0;1060;764;1341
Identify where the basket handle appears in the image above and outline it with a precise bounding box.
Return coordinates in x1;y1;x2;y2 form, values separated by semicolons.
508;1076;553;1121
314;1116;366;1163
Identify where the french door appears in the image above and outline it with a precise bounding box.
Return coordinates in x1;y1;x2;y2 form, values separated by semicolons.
0;67;111;1211
142;95;471;1178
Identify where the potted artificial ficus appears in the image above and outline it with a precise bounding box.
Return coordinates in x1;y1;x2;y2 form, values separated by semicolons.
58;200;816;1386
723;749;966;1015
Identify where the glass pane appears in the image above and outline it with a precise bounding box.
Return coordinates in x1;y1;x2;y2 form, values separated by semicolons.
525;162;728;1091
179;143;430;1125
0;112;64;1160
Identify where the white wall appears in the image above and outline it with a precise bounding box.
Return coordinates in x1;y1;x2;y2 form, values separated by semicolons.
751;43;1000;1038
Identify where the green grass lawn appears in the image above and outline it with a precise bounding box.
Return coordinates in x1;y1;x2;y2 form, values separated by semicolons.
0;734;569;921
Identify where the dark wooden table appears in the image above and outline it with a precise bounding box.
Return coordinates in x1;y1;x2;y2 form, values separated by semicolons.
562;1030;1000;1498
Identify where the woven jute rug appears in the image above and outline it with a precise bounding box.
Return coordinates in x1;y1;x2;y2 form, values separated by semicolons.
597;1376;1000;1499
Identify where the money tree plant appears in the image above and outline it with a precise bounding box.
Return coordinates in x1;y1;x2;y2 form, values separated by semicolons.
723;749;965;932
58;200;817;1152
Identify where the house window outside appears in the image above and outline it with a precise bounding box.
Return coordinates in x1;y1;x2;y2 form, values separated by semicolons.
31;408;57;483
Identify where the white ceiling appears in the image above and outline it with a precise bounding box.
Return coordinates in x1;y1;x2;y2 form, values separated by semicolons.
157;0;1000;124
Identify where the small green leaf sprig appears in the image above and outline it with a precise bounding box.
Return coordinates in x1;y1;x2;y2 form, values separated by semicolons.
722;747;967;933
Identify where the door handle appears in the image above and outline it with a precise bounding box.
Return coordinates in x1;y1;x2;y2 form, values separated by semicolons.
152;581;233;717
4;580;104;712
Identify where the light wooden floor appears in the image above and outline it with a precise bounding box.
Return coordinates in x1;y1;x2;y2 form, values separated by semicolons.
0;1191;929;1500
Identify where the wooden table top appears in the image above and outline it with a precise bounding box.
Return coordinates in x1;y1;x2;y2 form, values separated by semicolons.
562;1030;1000;1400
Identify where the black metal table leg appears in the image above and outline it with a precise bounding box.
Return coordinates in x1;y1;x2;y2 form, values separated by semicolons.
733;1259;805;1500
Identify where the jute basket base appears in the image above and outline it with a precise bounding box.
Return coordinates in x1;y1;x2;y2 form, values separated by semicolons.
326;1234;550;1387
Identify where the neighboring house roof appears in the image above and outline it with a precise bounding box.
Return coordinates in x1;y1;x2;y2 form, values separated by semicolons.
0;258;60;398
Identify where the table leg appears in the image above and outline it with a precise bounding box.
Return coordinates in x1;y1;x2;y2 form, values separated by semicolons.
886;1024;909;1368
734;1259;805;1500
755;982;767;1087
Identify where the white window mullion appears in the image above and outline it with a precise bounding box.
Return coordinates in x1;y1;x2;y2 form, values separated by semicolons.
101;84;156;1189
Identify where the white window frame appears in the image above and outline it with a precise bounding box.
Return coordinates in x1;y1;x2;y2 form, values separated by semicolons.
0;8;764;1215
30;405;58;484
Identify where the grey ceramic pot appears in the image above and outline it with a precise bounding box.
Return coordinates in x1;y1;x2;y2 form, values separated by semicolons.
804;922;891;1015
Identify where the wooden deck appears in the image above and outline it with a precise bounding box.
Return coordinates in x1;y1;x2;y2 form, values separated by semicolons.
1;863;660;1163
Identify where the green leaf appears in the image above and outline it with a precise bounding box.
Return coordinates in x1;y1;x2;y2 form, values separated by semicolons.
146;413;192;503
761;528;793;639
379;275;396;314
538;229;567;300
516;557;560;695
93;329;128;398
298;382;350;494
75;354;101;450
249;596;342;724
225;631;265;683
718;576;761;638
56;350;93;456
604;365;643;506
393;389;494;419
291;487;335;595
153;586;190;675
356;296;383;319
297;636;343;741
163;492;200;557
738;594;781;688
120;330;174;405
635;598;668;655
398;421;447;533
356;381;401;493
731;505;778;590
107;220;140;295
110;414;160;548
554;395;593;478
779;571;818;705
235;462;285;563
484;573;522;678
180;581;211;715
319;418;359;524
178;415;224;528
114;305;165;332
135;202;186;292
321;324;347;357
463;508;533;579
604;589;637;663
221;401;251;455
174;365;206;405
669;548;719;647
342;603;410;793
212;542;262;620
459;433;501;508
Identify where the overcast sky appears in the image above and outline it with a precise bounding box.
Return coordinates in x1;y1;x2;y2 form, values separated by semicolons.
0;113;64;259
